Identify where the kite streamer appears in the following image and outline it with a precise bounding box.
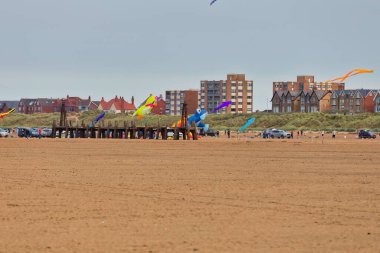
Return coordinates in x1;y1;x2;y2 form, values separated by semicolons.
0;108;15;119
210;0;217;6
325;69;374;83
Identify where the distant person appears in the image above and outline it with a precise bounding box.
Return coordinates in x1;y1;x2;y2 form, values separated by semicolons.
227;129;231;139
301;130;304;136
216;131;220;137
297;131;300;138
332;130;336;139
38;128;42;139
291;131;294;139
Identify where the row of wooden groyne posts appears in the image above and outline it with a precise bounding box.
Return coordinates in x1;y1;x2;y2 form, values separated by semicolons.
51;120;198;140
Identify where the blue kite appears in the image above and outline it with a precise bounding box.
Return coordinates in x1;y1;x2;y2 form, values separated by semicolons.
210;0;218;6
239;118;256;133
92;112;106;126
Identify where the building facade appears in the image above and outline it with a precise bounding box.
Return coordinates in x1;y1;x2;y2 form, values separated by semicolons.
98;96;136;114
165;90;199;116
18;98;55;114
271;90;331;113
273;75;345;92
200;74;253;114
330;89;374;114
52;95;98;113
151;95;166;115
375;91;380;112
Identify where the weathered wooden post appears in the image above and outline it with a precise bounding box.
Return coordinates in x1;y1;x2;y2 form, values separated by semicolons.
131;121;136;139
52;120;56;138
192;121;198;140
65;120;69;138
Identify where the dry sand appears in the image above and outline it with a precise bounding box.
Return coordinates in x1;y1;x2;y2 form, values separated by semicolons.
0;137;379;252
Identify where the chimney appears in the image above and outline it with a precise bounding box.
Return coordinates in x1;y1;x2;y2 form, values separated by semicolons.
131;96;135;105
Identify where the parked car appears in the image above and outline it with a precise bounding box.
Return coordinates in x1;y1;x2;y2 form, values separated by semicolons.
358;129;376;139
42;128;52;137
30;128;40;138
0;128;9;137
270;129;291;139
263;128;275;138
199;129;217;137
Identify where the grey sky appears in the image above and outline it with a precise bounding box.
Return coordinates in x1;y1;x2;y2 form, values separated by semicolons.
0;0;379;110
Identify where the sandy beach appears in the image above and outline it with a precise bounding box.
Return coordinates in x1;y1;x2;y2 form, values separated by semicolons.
1;137;379;252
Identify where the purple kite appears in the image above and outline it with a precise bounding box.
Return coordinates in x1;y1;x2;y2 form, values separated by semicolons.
212;101;232;113
210;0;218;6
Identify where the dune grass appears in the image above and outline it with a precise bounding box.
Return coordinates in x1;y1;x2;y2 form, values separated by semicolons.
1;111;380;132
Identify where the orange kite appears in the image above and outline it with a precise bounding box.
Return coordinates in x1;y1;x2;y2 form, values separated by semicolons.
0;108;15;119
325;69;374;83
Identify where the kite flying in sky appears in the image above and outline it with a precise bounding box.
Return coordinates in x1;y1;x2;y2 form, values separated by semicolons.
212;101;232;113
239;118;256;133
133;95;158;119
0;108;15;119
210;0;218;6
325;69;374;83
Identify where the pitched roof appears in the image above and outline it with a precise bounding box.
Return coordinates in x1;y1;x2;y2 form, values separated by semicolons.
99;96;136;111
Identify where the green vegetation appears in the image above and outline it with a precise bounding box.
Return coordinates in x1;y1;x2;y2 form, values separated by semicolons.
1;112;380;132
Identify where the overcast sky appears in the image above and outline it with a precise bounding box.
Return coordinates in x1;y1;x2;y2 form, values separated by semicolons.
0;0;379;110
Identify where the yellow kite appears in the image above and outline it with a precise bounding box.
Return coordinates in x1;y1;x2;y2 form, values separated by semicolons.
133;95;158;119
325;69;374;83
0;108;15;119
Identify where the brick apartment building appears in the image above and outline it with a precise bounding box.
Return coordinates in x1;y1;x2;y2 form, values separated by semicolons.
330;89;377;113
165;90;199;116
273;76;345;92
200;74;254;114
271;90;332;113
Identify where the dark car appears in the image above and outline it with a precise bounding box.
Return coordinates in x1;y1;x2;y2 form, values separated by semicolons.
199;129;217;137
358;130;376;139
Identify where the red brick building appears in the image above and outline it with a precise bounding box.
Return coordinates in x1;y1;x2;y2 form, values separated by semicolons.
165;90;199;115
200;74;254;114
151;95;166;115
18;98;55;114
52;95;98;113
273;75;345;92
98;96;136;114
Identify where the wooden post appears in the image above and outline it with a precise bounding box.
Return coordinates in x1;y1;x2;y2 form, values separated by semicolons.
143;124;148;139
65;120;69;138
192;121;198;140
52;120;56;138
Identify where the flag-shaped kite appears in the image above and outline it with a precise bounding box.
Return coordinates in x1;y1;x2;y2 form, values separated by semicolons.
0;108;15;119
212;101;232;113
239;118;256;133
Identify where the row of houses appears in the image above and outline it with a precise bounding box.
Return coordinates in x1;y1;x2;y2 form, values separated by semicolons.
272;89;380;113
0;95;168;115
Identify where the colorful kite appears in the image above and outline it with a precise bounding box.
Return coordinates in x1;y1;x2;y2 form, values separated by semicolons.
173;109;209;131
133;95;158;119
239;118;256;133
0;108;15;119
325;69;374;83
212;101;232;113
93;112;105;125
210;0;218;5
